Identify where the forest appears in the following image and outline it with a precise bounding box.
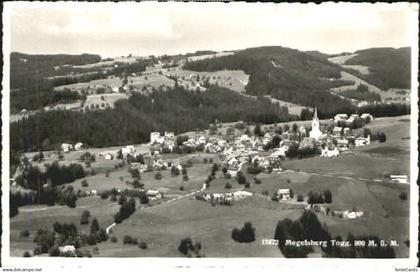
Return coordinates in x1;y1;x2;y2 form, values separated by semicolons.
344;47;411;90
183;46;357;115
10;85;289;153
340;84;381;102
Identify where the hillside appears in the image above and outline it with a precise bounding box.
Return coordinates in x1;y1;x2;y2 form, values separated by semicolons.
183;46;354;116
344;47;411;90
10;85;289;152
10;52;102;89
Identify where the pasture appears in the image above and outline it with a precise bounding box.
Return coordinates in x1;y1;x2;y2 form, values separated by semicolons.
83;93;130;111
88;170;409;257
10;196;121;257
167;69;249;93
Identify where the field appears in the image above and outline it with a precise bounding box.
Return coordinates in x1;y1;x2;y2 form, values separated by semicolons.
54;76;124;93
187;52;234;62
328;54;370;74
71;56;141;70
328;69;409;104
85;168;409;257
283;115;411;180
10;196;121;257
84;93;130;110
167;69;249;93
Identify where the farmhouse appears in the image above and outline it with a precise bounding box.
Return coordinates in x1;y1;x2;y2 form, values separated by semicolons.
150;132;164;144
334;113;348;123
146;189;163;200
355;135;370;146
58;245;76;255
74;142;84;151
390;175;408;184
104;153;114;160
320;147;339;158
332;127;342;136
122;145;136;157
61;143;73;153
277;189;291;201
361;113;373;122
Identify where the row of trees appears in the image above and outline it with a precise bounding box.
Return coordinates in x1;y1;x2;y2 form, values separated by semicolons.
15;161;85;190
231;222;256;243
10;185;79;217
274;210;396;258
307;190;332;204
114;197;136;224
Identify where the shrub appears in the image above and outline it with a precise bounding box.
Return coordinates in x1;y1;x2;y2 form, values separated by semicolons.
81;179;89;187
179;186;184;191
110;194;117;202
139;241;148;249
225;182;232;189
154;172;162;180
178;237;203;257
245;181;250;188
254;177;262;184
100;192;109;199
49;246;60;256
297;194;304;202
262;190;269;196
231;222;255;243
399;192;408;201
247;165;264;174
123;235;138;245
236;171;246;184
23;251;31;257
111;236;118;243
80;210;90;225
20;229;30;238
183;174;189;181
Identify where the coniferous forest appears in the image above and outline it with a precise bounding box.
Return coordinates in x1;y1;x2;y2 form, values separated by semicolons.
10;85;289;153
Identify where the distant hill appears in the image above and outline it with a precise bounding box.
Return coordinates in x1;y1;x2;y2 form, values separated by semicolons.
344;47;411;90
184;46;354;116
10;52;102;89
304;50;330;60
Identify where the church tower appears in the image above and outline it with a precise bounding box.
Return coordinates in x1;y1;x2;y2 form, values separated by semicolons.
309;107;323;139
312;107;319;131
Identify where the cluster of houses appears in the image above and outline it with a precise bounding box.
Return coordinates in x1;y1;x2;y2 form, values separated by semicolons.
196;191;253;205
300;109;374;157
305;204;364;220
61;142;84;153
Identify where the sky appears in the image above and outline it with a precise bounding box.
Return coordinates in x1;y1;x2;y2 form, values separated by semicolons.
7;2;418;58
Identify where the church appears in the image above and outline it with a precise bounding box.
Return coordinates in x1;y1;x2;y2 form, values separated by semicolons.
309;107;324;140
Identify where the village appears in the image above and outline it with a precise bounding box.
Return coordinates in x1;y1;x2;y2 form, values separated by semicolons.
47;109;405;220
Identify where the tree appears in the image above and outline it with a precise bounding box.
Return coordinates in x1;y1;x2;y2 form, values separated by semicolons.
130;169;140;179
80;210;90;225
81;179;89;187
254;123;263;137
225;182;232;189
90;218;100;234
139;241;148;249
323;189;332;203
292;123;298;133
378;132;387;142
236;171;246;184
154;172;162;180
171;166;180;176
231;222;255;243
